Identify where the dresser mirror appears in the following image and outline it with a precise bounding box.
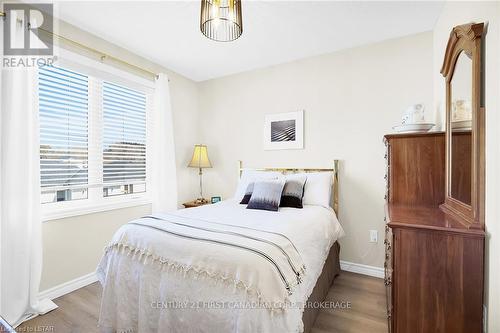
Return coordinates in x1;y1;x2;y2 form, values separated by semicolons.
440;22;485;229
450;51;472;205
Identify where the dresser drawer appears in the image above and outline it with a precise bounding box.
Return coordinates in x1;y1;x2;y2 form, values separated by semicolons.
391;226;484;333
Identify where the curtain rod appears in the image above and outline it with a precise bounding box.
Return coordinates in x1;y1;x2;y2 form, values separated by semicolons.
38;27;159;80
0;10;159;80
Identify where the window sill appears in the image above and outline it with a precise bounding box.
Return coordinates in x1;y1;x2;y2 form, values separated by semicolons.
42;198;152;222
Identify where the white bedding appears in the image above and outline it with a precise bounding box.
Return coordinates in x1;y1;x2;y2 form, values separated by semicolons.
97;200;344;333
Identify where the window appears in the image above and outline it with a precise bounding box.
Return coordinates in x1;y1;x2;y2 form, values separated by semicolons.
39;64;151;216
39;66;89;204
102;82;147;197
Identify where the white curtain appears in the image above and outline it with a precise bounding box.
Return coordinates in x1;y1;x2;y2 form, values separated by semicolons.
0;10;3;322
0;68;57;326
151;73;178;212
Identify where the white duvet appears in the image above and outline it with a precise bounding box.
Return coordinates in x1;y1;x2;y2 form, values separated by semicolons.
97;200;344;333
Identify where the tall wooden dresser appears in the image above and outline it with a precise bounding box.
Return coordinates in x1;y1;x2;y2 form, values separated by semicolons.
384;132;485;333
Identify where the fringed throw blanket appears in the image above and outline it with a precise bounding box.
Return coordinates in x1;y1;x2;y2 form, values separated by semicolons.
99;213;306;309
96;201;344;333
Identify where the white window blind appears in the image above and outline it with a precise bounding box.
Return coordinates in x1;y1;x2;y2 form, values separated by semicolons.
102;81;147;197
39;66;89;203
39;63;151;208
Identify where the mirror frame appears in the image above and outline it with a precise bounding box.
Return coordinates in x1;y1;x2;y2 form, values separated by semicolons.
440;22;485;229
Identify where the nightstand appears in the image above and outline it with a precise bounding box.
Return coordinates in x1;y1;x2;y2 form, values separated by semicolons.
182;200;211;208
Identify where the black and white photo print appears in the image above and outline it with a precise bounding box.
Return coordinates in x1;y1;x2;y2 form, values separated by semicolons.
264;110;303;150
271;119;296;142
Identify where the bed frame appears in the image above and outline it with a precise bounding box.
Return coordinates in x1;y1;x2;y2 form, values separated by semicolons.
237;160;341;332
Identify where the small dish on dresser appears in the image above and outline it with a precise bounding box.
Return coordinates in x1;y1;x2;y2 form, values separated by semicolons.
392;123;434;133
451;119;472;130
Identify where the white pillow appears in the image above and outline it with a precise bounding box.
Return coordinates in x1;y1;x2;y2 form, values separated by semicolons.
301;172;333;208
234;170;282;202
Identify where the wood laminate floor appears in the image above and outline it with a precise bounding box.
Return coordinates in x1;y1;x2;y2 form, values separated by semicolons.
18;271;387;333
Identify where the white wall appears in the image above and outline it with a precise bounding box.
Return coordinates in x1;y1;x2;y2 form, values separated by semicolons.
40;205;150;290
198;32;434;268
432;2;500;331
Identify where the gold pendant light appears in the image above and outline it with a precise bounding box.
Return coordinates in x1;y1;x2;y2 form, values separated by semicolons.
200;0;242;42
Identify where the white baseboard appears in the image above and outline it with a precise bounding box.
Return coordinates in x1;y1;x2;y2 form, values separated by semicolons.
36;262;382;302
39;272;98;301
340;260;384;279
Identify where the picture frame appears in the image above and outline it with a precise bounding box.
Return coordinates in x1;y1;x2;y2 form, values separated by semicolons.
264;110;304;150
211;196;222;204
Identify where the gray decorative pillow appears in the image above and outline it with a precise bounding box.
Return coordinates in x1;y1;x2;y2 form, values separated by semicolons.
240;182;254;204
280;175;307;208
246;179;286;212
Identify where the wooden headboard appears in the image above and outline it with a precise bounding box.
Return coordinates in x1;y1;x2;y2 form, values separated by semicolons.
238;160;339;215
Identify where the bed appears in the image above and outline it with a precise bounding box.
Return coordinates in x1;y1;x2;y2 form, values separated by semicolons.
97;161;345;333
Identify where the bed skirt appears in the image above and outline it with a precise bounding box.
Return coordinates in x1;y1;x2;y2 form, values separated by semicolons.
302;241;341;333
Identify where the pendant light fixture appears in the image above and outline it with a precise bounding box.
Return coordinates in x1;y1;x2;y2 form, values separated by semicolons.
200;0;242;42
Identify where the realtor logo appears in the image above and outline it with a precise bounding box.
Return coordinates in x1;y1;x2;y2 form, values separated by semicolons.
3;3;53;56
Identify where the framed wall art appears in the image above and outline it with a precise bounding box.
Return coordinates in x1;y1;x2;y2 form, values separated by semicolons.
263;110;304;150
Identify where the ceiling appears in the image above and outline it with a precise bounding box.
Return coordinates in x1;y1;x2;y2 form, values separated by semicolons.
55;1;444;82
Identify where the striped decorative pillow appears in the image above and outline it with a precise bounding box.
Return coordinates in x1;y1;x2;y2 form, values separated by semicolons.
234;170;281;202
246;179;286;212
280;175;307;208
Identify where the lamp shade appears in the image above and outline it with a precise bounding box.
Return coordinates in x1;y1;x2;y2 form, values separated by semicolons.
188;144;212;169
200;0;243;42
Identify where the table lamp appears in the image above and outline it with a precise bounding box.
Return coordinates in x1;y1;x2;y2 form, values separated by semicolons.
188;144;212;203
